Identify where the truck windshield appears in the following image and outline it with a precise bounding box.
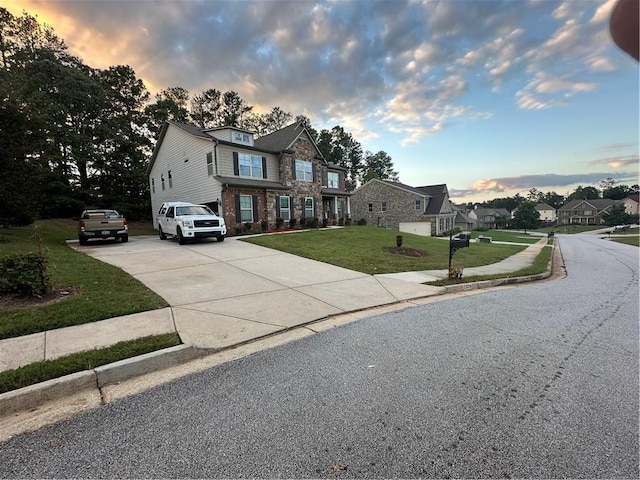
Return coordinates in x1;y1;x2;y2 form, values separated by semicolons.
176;206;214;216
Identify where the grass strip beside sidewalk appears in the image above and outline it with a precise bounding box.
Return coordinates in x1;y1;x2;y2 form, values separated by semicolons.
0;333;181;394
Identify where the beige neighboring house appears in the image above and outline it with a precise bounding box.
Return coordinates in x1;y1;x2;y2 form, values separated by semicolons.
468;208;511;229
350;179;456;235
618;193;639;216
147;121;351;232
534;203;557;222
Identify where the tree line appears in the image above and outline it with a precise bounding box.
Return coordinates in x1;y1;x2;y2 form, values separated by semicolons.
0;8;398;226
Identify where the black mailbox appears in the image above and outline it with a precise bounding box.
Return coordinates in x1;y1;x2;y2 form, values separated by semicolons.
451;238;470;249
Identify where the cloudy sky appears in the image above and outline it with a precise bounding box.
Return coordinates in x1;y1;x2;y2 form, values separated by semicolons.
6;0;639;202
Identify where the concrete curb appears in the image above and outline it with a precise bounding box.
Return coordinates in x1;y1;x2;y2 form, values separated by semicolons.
0;345;204;417
0;242;560;420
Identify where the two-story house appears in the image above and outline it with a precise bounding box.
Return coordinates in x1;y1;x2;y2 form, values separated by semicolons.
556;199;616;225
556;199;618;225
350;179;456;235
468;207;511;229
147;121;351;232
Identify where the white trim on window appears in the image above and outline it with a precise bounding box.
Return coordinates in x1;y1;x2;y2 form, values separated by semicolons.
304;197;314;218
295;160;313;182
239;195;253;223
279;196;291;221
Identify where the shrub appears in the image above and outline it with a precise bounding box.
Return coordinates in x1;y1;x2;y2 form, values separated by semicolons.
300;217;307;228
276;217;284;229
289;218;297;228
357;218;367;226
322;218;329;228
345;218;352;226
261;219;268;232
234;226;244;236
310;217;319;228
244;222;253;232
338;217;344;226
0;252;51;297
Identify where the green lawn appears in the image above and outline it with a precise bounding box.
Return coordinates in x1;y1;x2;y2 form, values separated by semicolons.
610;236;640;247
0;219;168;339
242;226;526;275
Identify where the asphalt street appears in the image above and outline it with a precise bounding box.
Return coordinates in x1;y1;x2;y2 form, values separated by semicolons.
0;234;637;478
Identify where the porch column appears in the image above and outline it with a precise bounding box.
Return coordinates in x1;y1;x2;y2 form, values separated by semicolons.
334;196;338;217
346;196;351;216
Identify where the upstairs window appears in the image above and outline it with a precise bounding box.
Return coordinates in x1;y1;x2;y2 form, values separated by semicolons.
233;131;252;145
206;152;214;176
368;203;373;212
239;153;263;178
381;201;387;212
327;172;339;189
295;160;313;182
415;199;422;211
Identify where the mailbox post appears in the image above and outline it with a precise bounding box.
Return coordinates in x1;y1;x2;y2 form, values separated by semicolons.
449;232;470;271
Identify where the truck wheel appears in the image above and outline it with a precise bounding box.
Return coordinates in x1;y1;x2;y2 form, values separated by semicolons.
158;227;166;240
177;227;186;245
121;234;129;243
217;236;225;242
79;236;88;246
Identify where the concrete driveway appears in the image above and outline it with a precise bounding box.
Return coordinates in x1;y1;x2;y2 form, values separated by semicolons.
73;235;443;350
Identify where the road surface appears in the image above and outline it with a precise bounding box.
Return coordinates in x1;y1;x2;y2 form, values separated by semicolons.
0;234;637;478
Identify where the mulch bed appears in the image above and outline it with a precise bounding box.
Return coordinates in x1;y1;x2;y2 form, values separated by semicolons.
0;285;79;311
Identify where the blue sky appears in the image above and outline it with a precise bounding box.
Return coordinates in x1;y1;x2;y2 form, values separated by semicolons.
7;0;639;203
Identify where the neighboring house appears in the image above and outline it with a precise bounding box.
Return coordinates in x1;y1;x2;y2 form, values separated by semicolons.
556;199;616;225
535;203;557;222
468;208;511;229
618;193;639;216
511;203;556;223
453;208;475;231
147;121;351;232
350;179;456;235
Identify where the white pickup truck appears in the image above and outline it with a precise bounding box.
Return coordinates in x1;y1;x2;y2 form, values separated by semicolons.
156;202;227;245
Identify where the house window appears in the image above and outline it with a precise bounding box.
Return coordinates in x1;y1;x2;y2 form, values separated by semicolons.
161;174;165;191
239;195;253;223
368;203;373;212
168;170;172;188
304;197;314;218
206;152;214;176
279;196;291;221
328;172;339;189
233;132;251;145
239;153;263;178
415;199;422;211
151;178;155;194
381;201;387;212
385;220;393;229
584;210;592;215
295;160;313;182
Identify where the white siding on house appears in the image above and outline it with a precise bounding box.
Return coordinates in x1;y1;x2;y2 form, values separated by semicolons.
149;125;221;218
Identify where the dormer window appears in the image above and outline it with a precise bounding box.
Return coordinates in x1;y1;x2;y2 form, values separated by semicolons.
233;131;252;145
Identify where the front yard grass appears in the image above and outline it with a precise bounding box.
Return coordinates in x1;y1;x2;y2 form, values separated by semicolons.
242;226;526;275
610;236;640;247
0;219;168;340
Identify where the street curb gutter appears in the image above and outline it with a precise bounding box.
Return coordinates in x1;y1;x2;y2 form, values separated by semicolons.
0;242;561;423
0;345;204;417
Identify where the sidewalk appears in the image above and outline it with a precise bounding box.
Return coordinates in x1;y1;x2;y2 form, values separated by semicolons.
0;236;551;375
